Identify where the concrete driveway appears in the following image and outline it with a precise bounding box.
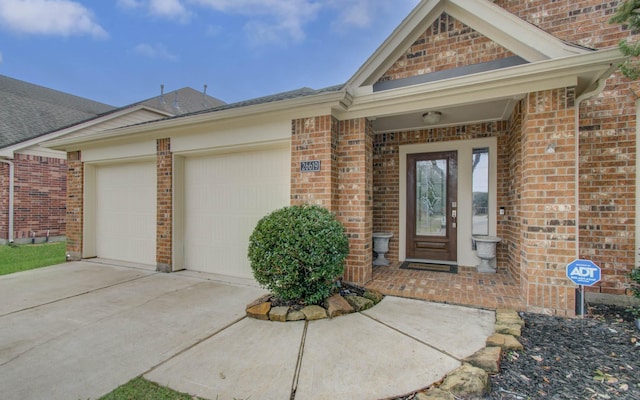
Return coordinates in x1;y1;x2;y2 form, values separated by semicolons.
0;261;494;400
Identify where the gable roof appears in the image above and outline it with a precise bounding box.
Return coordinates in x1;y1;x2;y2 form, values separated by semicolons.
45;0;625;149
347;0;592;91
0;75;116;148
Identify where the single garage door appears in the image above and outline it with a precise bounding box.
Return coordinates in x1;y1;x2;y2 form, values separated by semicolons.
95;162;156;265
183;145;290;278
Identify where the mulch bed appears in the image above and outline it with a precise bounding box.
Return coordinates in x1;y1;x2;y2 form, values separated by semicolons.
487;304;640;399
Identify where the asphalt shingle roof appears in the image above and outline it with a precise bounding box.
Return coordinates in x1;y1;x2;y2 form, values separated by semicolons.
0;75;116;148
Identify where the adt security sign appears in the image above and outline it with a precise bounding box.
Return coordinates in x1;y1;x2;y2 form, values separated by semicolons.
566;259;601;286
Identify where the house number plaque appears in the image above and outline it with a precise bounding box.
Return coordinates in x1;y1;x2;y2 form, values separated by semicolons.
300;160;321;172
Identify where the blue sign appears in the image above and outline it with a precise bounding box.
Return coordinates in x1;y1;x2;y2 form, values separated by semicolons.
566;259;601;286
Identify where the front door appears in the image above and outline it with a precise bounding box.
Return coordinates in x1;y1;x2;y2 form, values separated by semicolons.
406;151;457;262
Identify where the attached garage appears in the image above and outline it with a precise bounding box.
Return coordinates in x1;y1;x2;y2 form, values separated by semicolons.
91;161;157;265
178;144;290;279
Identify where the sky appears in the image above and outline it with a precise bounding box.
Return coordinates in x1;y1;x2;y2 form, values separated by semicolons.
0;0;420;107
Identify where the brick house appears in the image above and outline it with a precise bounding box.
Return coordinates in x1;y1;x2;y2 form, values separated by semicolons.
46;0;637;315
1;76;224;244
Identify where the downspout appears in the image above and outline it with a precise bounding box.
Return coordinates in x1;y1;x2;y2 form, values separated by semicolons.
573;76;609;315
0;159;14;243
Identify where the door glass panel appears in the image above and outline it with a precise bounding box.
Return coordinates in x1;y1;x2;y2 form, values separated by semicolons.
472;148;489;236
416;159;447;236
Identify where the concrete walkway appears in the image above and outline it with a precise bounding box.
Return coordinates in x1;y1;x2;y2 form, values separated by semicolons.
0;261;494;400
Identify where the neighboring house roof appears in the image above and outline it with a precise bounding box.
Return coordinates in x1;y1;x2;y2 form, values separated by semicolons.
0;74;116;148
136;86;225;115
0;76;226;156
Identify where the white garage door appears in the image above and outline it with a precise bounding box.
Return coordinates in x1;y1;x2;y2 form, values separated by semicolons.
183;146;290;278
95;162;156;265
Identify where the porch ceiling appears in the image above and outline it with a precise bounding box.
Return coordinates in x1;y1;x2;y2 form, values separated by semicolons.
370;96;521;133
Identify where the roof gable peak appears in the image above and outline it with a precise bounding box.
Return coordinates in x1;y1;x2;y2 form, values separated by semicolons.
347;0;590;91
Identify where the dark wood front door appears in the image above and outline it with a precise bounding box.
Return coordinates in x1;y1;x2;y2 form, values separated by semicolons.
406;151;458;262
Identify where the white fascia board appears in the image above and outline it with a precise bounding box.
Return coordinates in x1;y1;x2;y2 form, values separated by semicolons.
344;48;623;119
446;0;588;61
45;90;349;151
35;105;172;152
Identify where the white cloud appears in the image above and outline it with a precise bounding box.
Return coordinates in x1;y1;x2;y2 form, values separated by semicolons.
117;0;144;8
134;42;178;60
119;0;190;22
191;0;320;44
0;0;107;38
149;0;190;21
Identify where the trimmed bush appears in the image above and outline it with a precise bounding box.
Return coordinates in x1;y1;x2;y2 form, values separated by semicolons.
248;204;349;305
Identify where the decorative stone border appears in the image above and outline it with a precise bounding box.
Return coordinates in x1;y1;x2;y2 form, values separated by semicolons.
413;309;525;400
245;289;385;321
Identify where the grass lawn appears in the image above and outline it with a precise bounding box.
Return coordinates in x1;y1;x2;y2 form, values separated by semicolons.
0;242;66;275
99;377;204;400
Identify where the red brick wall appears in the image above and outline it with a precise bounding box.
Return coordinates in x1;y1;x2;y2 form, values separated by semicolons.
520;88;578;315
338;118;374;285
495;0;637;296
156;138;172;272
0;162;8;241
499;100;525;284
291;116;339;210
9;154;67;242
379;12;515;84
66;151;83;260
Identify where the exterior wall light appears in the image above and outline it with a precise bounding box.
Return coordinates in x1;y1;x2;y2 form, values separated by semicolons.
422;111;442;125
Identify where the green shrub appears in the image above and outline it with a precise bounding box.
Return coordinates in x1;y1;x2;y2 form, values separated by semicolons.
248;204;349;305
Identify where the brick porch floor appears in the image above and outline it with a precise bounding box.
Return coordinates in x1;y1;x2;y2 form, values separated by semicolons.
365;263;523;311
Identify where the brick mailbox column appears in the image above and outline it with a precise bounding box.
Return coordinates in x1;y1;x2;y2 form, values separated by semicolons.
520;88;577;315
66;151;83;261
156;138;172;272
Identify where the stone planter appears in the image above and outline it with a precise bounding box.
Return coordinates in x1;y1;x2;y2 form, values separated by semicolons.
373;232;393;266
473;235;502;273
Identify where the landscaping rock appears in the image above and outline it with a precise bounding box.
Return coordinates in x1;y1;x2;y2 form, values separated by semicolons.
324;294;354;318
439;363;490;398
363;289;384;304
345;295;374;311
495;321;522;337
486;333;523;351
464;346;502;374
496;309;524;327
269;306;289;322
246;301;271;320
415;388;455;400
301;305;327;320
246;294;273;310
286;310;306;321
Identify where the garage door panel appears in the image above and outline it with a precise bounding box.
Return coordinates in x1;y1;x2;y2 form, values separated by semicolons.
184;146;290;278
95;162;156;265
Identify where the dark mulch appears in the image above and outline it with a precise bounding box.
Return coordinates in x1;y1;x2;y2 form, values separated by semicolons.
487;304;640;399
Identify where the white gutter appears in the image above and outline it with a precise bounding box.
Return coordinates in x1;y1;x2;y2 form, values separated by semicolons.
0;159;14;243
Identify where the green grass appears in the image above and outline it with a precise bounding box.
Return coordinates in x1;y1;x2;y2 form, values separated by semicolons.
0;242;66;275
99;377;204;400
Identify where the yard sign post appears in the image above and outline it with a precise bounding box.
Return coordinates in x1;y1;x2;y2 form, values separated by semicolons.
566;259;601;316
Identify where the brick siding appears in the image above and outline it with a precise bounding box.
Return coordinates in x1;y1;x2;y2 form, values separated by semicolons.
0;154;67;243
66;151;83;260
291;116;339;210
156;138;172;272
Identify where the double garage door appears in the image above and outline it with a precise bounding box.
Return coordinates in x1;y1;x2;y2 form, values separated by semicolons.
93;145;289;279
